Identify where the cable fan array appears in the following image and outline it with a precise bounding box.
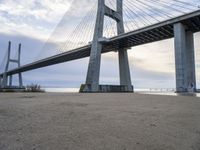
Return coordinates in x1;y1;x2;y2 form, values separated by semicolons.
36;0;200;60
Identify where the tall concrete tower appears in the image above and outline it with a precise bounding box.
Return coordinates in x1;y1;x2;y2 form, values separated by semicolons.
0;41;23;89
80;0;133;92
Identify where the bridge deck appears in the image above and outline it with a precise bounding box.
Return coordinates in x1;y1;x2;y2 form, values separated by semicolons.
1;10;200;77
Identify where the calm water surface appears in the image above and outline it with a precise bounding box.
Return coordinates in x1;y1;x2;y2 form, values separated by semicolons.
43;88;200;97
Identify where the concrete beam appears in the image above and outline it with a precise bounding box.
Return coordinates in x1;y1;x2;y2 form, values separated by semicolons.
104;5;120;21
111;10;200;42
174;23;196;92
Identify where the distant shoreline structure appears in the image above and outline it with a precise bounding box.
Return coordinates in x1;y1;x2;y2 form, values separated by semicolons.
42;87;177;92
42;87;200;93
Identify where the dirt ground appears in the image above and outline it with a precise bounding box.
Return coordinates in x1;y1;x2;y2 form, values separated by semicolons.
0;93;200;150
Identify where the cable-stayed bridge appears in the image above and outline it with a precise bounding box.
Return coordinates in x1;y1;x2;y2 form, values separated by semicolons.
0;0;200;93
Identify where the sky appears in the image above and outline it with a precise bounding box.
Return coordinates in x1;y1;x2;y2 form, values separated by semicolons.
0;0;200;89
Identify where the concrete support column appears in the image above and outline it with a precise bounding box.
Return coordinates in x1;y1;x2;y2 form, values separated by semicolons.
117;0;132;91
18;44;23;88
85;0;105;92
0;76;2;88
2;73;8;88
19;73;23;88
2;41;11;88
186;31;196;91
9;75;12;87
118;50;132;91
174;23;196;92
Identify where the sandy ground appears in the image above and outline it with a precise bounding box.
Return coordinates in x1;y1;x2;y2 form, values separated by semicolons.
0;93;200;150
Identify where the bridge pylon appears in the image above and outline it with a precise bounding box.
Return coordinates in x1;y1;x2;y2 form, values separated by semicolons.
174;23;196;93
0;41;23;89
80;0;133;93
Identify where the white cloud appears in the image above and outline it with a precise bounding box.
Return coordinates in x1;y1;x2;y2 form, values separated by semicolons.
0;0;73;40
0;0;72;22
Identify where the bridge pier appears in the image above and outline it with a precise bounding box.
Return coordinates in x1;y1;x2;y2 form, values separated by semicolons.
118;50;133;91
117;0;133;92
84;0;104;92
0;42;24;90
0;75;2;88
2;73;8;88
80;0;133;93
174;23;196;92
9;75;13;87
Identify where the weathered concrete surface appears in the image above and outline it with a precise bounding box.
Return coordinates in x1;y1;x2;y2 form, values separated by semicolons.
0;93;200;150
174;23;196;92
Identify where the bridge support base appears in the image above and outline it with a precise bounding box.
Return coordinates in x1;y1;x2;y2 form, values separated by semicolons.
0;86;25;92
174;23;196;93
80;84;133;93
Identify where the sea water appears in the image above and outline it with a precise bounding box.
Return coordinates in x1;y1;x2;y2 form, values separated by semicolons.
43;87;200;97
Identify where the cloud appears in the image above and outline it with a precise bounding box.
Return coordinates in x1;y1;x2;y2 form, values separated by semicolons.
0;0;72;22
0;0;73;40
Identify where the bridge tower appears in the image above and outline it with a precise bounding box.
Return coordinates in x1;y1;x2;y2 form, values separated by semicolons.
0;41;23;89
80;0;133;92
174;23;196;92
